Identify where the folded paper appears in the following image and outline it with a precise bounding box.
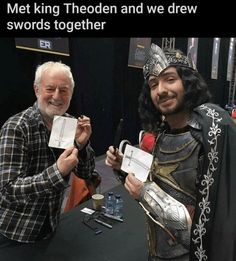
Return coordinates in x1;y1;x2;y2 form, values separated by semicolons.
49;116;77;149
121;144;153;182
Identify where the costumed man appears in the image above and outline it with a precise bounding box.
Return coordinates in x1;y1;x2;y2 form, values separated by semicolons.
105;43;236;261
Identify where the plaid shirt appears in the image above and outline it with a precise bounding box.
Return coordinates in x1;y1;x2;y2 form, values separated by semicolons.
0;102;95;243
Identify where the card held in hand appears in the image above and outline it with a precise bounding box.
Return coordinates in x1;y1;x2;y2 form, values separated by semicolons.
121;144;153;182
49;116;77;149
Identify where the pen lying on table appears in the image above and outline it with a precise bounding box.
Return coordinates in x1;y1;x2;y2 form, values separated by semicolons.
94;218;113;229
102;213;123;222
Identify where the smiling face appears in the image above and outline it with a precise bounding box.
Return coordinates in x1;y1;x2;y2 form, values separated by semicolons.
148;67;185;116
34;68;73;124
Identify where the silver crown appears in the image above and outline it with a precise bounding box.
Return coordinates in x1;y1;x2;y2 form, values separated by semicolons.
143;43;196;79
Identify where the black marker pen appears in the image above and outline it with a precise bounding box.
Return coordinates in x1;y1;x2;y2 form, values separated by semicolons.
113;118;123;152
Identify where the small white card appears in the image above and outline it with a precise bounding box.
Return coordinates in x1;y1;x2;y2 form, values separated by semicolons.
81;207;95;215
121;144;153;182
49;116;77;149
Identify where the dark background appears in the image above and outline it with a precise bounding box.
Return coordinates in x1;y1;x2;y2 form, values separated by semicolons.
0;38;230;156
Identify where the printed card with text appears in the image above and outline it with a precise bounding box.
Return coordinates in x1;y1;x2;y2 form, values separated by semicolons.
49;116;77;149
121;144;153;182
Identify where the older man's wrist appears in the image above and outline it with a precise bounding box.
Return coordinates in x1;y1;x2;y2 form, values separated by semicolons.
75;140;88;151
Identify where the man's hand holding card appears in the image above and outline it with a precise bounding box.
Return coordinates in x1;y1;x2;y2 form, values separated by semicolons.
48;115;92;150
75;115;92;150
121;144;153;182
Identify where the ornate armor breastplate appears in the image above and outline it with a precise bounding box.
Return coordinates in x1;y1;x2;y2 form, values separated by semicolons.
152;130;201;202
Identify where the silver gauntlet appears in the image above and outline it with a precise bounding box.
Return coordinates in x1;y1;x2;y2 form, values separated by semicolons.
139;182;192;244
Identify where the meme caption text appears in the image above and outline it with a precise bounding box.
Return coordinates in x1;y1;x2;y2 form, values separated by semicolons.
6;2;198;32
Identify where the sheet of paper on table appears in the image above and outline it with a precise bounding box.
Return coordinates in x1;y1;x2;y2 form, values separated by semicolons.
121;144;153;182
49;116;77;149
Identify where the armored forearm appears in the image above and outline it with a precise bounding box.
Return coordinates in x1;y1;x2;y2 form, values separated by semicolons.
139;182;192;244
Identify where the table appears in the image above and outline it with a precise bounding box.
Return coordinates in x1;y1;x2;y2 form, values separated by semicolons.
0;185;148;261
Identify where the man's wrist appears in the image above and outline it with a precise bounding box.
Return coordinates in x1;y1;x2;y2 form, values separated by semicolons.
75;140;89;151
75;141;83;150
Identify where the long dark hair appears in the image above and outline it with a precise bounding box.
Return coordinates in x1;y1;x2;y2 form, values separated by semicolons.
138;66;212;133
